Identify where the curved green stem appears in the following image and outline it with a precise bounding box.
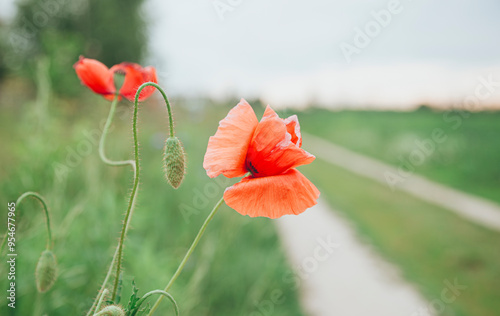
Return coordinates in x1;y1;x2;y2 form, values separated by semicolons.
110;82;176;301
94;289;109;313
148;196;225;315
1;192;53;255
16;192;53;249
99;95;135;168
132;290;179;316
140;82;175;137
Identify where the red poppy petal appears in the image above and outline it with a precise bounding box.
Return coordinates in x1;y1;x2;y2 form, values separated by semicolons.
284;115;302;147
74;57;115;96
111;63;158;102
246;106;314;177
262;105;279;119
224;169;320;218
138;66;158;100
203;99;259;178
262;107;301;146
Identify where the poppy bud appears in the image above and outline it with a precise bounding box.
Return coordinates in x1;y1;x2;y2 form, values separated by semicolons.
164;137;186;189
94;305;126;316
35;250;58;293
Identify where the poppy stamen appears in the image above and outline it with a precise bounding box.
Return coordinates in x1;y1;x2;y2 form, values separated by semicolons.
247;161;259;176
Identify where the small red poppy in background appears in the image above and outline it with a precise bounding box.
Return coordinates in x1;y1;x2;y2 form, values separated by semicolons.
73;56;157;102
204;99;320;218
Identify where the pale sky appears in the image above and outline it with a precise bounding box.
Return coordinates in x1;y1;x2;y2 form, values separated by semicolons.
2;0;500;109
145;0;500;109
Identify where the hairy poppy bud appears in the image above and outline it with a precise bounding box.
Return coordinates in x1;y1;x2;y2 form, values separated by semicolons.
35;250;58;293
95;305;126;316
164;137;185;189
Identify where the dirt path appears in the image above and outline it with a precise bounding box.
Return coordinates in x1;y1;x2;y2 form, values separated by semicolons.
304;133;500;232
276;199;432;316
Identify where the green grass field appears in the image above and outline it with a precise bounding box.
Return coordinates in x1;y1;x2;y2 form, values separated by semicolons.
299;107;500;204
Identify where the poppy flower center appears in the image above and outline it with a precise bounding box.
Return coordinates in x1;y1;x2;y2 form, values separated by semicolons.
245;159;259;177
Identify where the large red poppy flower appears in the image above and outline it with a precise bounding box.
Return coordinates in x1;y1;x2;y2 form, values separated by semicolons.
73;56;157;102
203;99;320;218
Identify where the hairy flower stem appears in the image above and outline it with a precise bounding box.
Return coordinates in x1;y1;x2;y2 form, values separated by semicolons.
87;95;137;315
95;289;109;313
148;196;225;315
0;192;53;254
111;83;177;301
110;93;142;302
